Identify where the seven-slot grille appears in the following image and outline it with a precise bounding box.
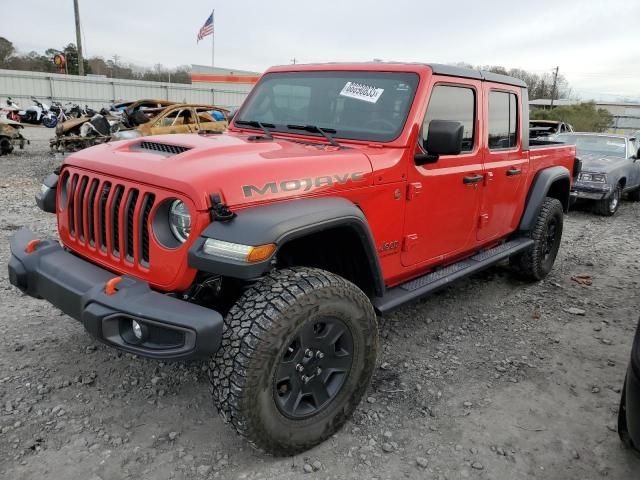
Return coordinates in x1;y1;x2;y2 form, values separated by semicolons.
64;172;156;267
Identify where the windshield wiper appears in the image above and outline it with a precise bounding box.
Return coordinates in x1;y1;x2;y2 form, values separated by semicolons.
235;120;274;140
287;124;341;147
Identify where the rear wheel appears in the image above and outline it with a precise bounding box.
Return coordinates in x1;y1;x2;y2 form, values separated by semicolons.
595;184;621;216
208;267;379;455
511;197;564;281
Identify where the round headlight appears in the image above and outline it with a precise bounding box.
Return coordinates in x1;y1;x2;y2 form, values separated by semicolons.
169;200;191;243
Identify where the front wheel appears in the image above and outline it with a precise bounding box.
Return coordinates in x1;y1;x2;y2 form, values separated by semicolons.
511;197;564;281
42;115;58;128
595;184;621;216
208;267;379;455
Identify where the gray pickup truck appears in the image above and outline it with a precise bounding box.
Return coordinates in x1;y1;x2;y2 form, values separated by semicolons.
553;133;640;216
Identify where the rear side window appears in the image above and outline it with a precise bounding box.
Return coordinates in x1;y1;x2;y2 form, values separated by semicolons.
488;91;518;149
423;85;475;152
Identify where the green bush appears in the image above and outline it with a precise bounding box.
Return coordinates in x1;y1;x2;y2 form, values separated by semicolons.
531;102;613;132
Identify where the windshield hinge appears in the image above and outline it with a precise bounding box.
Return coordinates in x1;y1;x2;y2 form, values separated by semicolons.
209;194;236;222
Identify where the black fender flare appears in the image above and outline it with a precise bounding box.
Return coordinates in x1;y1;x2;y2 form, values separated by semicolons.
188;197;385;296
519;166;570;232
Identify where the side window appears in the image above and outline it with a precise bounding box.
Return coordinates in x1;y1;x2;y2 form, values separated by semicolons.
488;91;518;149
423;85;475;152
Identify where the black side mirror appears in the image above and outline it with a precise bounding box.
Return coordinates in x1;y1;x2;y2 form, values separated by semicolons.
414;120;464;165
636;147;640;160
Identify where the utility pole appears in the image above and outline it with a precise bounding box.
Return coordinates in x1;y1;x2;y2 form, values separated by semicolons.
73;0;85;76
291;57;297;65
549;66;559;108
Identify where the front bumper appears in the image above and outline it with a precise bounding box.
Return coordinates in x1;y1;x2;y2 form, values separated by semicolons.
619;319;640;453
570;182;610;201
8;228;223;360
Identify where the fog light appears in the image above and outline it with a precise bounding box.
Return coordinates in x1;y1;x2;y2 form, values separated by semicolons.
132;320;143;340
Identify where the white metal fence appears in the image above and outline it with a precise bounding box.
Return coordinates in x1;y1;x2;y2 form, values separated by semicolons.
0;69;250;111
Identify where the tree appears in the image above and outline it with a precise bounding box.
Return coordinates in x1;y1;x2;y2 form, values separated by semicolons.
62;43;90;75
0;37;15;64
531;102;613;132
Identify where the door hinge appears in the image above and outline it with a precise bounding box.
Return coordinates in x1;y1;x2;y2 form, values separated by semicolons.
403;234;419;252
478;213;490;228
406;182;422;200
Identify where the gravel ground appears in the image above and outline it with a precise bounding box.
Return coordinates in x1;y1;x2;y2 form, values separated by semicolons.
1;126;639;479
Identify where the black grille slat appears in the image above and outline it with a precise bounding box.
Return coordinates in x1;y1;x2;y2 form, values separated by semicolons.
76;177;89;241
97;182;111;250
139;194;155;265
110;186;125;256
68;174;79;236
124;190;139;260
87;179;99;246
137;141;191;156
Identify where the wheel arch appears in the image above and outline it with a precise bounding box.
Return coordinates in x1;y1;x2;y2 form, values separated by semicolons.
188;197;385;297
519;166;570;232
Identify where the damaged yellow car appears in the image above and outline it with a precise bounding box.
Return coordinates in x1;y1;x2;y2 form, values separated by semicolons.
0;119;28;155
50;103;229;152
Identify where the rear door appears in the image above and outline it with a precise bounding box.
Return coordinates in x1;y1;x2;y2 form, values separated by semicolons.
477;86;528;242
401;79;484;266
148;108;197;135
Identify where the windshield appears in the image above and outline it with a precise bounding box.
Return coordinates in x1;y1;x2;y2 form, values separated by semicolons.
552;134;627;158
235;71;419;142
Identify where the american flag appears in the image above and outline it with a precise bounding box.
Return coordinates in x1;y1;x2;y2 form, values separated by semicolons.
197;11;214;42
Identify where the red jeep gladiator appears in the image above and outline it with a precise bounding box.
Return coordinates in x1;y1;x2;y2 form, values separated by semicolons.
9;63;578;455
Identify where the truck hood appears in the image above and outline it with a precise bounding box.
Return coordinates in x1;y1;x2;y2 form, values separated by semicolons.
578;153;629;173
63;133;374;210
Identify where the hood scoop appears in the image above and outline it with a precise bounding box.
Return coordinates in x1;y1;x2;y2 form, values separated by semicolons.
131;141;192;157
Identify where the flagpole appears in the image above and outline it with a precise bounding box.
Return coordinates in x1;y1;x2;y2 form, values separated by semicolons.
211;9;215;69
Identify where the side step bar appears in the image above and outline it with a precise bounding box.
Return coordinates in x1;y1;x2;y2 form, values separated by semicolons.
373;237;534;314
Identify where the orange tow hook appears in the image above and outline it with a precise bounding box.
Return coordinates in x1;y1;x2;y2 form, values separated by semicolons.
25;239;42;254
105;276;123;296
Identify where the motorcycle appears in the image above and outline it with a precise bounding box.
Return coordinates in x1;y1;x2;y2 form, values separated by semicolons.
19;97;57;128
1;98;22;122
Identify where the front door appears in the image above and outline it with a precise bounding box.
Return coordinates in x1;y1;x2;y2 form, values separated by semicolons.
477;87;528;241
402;80;483;267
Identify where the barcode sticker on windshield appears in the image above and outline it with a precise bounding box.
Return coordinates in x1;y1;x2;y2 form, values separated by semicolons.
339;82;384;103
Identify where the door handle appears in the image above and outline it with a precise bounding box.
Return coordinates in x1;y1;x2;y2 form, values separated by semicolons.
463;174;484;185
506;168;522;177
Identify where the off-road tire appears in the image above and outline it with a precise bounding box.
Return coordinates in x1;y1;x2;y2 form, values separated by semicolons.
208;267;379;455
511;197;564;281
595;184;621;216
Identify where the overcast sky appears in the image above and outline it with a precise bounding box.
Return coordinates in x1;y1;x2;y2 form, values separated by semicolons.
4;0;640;101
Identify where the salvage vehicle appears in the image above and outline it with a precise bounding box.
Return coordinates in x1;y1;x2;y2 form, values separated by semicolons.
553;133;640;215
618;317;640;454
530;120;573;139
111;103;229;140
111;99;177;128
8;63;577;455
0;119;28;155
51;104;229;152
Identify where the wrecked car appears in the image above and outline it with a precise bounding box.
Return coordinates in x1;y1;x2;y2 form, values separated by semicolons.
553;132;640;216
530;120;574;139
50;114;120;152
112;99;177;128
619;317;640;454
0;119;28;155
112;104;229;141
51;103;229;152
